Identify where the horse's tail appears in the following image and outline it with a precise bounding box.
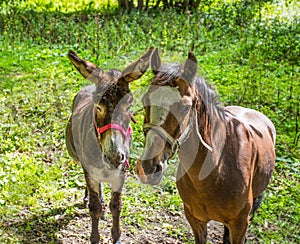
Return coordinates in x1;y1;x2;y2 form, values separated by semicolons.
250;193;264;221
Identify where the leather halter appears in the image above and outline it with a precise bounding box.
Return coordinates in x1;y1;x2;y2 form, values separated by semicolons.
143;108;213;154
143;108;194;154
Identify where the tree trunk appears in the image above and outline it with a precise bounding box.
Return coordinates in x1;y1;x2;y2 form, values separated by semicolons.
138;0;144;11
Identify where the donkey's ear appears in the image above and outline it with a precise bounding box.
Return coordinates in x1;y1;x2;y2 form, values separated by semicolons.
182;51;197;84
68;50;105;84
150;48;161;74
121;47;155;83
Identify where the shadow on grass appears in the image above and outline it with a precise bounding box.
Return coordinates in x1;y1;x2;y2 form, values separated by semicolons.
1;203;88;243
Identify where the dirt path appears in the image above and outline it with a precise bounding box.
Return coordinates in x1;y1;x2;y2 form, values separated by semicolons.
54;208;258;243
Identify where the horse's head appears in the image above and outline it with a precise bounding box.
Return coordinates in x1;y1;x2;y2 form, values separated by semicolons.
136;49;198;184
69;48;154;170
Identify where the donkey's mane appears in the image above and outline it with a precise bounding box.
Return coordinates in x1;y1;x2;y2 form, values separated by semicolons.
153;63;225;121
93;69;132;112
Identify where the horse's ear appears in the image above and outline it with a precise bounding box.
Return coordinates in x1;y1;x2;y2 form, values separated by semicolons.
68;50;105;85
151;48;161;74
182;51;197;84
121;47;155;83
176;52;198;94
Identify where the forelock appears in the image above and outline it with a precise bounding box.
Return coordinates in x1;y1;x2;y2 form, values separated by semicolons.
152;63;183;86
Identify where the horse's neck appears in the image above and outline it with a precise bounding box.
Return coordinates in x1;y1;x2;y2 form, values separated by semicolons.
197;107;213;148
178;104;226;181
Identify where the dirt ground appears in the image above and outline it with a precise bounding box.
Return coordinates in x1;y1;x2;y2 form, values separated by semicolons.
53;207;258;244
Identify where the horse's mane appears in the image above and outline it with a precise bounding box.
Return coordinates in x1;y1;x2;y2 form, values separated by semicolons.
153;63;225;122
194;76;225;122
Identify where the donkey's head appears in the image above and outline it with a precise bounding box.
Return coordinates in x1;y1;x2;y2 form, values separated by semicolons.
69;49;154;169
136;49;198;184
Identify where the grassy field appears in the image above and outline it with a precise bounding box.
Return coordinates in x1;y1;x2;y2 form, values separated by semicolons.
0;0;299;243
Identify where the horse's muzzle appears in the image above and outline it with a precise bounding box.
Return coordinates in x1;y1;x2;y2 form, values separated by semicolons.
136;159;167;185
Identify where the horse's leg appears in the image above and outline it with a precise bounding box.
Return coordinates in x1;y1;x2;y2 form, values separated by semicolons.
223;225;230;244
184;205;208;244
110;191;122;244
228;216;249;244
84;171;102;244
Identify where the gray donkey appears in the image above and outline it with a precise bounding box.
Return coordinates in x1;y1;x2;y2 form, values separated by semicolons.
66;48;154;243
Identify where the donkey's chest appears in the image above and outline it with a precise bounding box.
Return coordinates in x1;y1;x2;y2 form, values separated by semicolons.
84;162;125;183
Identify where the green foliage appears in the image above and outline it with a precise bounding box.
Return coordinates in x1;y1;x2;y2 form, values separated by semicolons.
0;0;299;242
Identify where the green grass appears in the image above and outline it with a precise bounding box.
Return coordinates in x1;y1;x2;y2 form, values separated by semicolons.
0;0;299;243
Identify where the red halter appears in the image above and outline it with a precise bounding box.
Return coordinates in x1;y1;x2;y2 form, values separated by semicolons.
95;123;132;139
93;113;136;168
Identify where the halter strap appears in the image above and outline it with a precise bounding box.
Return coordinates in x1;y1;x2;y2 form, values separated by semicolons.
143;123;178;150
96;123;132;139
143;110;194;154
93;120;133;169
93;111;136;139
143;108;213;154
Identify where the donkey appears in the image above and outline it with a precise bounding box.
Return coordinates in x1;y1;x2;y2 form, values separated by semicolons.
66;48;154;244
136;49;276;243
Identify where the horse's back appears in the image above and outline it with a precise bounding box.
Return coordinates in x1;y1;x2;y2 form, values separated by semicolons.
225;105;276;196
226;106;276;144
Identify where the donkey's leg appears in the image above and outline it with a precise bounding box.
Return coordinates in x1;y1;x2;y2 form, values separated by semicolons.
184;205;208;244
110;191;122;244
84;188;89;208
84;171;102;244
223;225;231;244
99;183;106;220
83;183;105;217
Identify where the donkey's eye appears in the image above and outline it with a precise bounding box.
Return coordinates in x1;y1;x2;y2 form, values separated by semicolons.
95;104;106;116
96;106;102;112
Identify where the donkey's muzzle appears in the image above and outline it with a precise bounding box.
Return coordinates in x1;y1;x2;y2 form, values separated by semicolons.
104;151;126;169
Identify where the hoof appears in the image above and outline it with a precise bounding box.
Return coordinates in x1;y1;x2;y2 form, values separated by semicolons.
113;240;121;244
90;234;100;244
83;197;89;209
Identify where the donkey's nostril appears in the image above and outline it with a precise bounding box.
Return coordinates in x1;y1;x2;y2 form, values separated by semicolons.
154;164;162;174
120;153;126;162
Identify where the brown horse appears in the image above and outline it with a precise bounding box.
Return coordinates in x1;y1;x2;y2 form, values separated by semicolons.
136;49;276;243
66;48;154;244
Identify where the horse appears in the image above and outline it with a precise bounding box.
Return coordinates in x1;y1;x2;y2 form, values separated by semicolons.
136;49;276;243
66;48;155;244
